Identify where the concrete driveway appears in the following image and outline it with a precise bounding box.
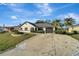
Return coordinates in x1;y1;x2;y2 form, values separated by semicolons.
0;33;79;56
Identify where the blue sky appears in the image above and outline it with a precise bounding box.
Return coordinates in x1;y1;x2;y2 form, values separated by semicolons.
0;3;79;26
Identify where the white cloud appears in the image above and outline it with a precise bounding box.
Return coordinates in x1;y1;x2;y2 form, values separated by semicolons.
0;3;17;7
34;4;73;17
9;3;17;7
57;13;79;19
8;4;24;12
12;8;24;12
56;13;79;24
35;3;52;16
53;4;74;12
0;3;24;13
0;3;7;5
11;16;18;20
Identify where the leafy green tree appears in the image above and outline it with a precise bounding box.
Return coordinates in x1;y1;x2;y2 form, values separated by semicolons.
52;19;62;32
35;19;51;24
35;20;45;23
64;17;75;30
45;19;51;23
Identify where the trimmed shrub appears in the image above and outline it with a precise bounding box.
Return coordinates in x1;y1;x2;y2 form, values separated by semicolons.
55;29;66;34
13;30;24;34
36;30;44;33
0;31;6;34
66;32;74;35
73;31;78;34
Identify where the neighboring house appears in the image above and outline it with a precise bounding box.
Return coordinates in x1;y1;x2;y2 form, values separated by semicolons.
3;26;19;32
68;24;79;33
0;26;8;32
3;27;14;32
0;27;4;32
19;21;53;33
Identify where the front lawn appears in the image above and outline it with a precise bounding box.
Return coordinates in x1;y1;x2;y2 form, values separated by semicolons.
0;32;35;53
70;34;79;40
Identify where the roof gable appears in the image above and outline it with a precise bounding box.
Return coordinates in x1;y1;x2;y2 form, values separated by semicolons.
20;21;53;28
20;21;36;27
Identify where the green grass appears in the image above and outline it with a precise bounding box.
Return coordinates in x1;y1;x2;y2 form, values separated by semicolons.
0;32;35;53
70;34;79;40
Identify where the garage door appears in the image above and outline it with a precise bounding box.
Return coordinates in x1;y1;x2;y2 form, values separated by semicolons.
46;27;53;33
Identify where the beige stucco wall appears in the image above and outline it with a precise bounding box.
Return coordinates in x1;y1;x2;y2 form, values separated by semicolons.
68;27;73;32
68;26;79;32
73;26;79;31
19;23;35;33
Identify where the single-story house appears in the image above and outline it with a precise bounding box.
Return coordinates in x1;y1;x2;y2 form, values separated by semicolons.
19;21;53;33
0;26;10;32
3;27;15;32
68;24;79;33
0;27;4;32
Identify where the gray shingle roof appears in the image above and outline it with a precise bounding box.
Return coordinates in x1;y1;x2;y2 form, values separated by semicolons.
35;23;53;28
20;21;53;28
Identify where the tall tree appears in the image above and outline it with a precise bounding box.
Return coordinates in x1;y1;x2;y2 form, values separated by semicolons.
35;20;45;23
35;19;51;24
45;19;51;23
52;19;62;32
64;17;75;30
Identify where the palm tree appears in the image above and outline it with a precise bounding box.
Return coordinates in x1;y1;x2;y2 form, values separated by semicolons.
52;19;62;32
64;17;75;32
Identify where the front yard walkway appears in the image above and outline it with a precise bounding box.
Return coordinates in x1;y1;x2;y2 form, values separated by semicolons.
0;33;79;56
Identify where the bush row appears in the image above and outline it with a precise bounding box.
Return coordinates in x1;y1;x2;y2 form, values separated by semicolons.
31;30;44;33
13;30;24;34
55;29;79;35
0;31;7;34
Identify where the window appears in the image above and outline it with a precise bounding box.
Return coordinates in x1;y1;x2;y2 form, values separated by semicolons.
20;28;22;30
25;28;28;31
